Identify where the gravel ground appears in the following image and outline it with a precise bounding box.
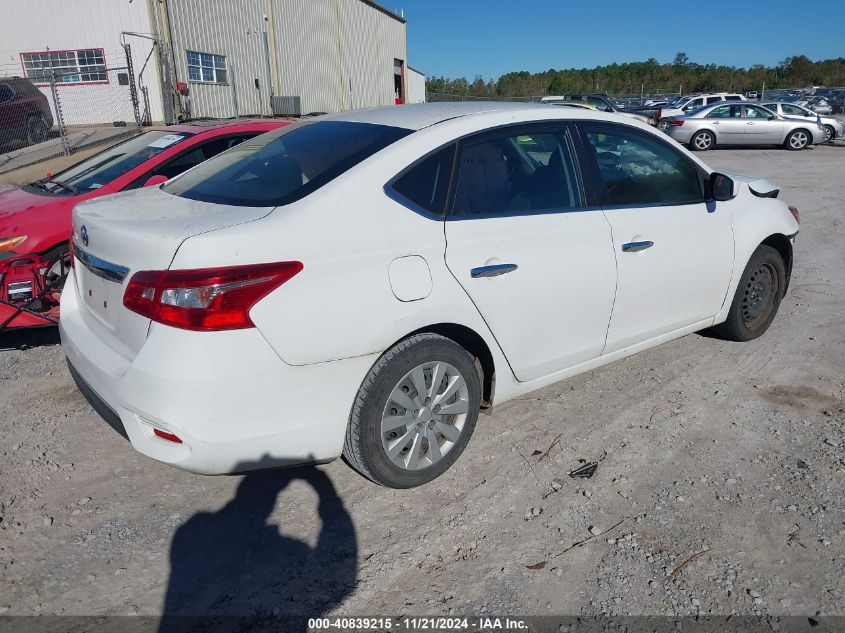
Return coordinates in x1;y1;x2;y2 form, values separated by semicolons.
0;141;843;622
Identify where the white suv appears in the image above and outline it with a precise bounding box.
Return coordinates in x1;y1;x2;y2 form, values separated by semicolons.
658;93;746;125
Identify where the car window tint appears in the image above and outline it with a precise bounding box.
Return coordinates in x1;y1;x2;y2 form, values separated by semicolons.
707;104;742;119
451;128;584;216
153;134;255;179
745;106;771;119
164;121;412;207
724;95;742;101
391;145;455;215
48;131;191;193
0;84;13;103
706;96;722;104
781;104;805;116
584;126;703;207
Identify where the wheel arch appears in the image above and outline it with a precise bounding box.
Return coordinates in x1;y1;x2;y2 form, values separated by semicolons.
761;233;793;294
394;323;497;409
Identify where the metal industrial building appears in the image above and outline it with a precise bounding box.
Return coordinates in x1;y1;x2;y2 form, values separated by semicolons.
0;0;420;125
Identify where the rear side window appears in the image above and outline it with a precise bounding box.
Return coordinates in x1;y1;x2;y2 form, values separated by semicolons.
724;95;742;101
451;127;584;216
390;145;455;216
583;125;703;207
164;121;412;207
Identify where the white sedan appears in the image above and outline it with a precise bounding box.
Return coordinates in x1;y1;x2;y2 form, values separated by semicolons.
61;103;799;488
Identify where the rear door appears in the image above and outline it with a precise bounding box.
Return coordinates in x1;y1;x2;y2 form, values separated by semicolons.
705;104;745;144
579;122;734;352
443;123;617;381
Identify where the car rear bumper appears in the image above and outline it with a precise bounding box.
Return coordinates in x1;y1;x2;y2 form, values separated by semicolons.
60;272;376;474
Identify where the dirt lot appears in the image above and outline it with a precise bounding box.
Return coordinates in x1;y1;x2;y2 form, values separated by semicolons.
1;141;844;624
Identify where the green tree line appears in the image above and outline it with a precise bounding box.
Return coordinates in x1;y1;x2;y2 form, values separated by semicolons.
425;54;845;98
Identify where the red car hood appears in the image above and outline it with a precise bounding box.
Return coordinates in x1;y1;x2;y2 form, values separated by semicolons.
0;186;81;255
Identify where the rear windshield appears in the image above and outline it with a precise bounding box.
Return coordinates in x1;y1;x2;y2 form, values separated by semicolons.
163;120;413;207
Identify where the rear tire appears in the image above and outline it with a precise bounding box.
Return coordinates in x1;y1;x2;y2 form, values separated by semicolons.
43;243;70;291
784;129;810;150
25;115;48;145
689;130;715;151
343;333;480;488
708;244;785;342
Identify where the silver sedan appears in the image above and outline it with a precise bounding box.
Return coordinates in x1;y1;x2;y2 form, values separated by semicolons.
760;101;845;143
664;102;826;151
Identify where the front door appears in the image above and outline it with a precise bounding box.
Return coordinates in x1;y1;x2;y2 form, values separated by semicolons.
743;104;785;144
444;124;617;382
580;123;734;353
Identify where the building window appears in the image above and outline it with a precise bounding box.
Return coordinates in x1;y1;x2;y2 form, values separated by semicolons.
21;49;107;84
187;51;227;83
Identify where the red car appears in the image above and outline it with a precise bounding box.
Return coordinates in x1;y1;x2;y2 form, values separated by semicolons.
0;118;289;330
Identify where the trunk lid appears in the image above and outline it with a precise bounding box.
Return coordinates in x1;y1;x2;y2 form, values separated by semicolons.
71;187;274;360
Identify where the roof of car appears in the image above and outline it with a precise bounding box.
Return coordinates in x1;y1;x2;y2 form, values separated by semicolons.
160;118;289;134
321;101;570;130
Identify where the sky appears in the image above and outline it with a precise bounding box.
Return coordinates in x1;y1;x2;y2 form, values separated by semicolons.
397;0;845;80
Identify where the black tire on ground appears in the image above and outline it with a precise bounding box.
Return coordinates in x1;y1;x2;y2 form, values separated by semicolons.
823;125;835;144
708;244;786;342
343;333;481;488
25;115;48;145
689;130;715;151
784;129;811;150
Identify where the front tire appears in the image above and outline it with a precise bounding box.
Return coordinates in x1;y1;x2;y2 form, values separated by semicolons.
708;244;785;342
343;333;481;488
784;129;810;150
822;125;835;144
689;130;715;151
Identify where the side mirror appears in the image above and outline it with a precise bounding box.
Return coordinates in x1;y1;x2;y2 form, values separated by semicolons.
143;174;168;188
710;172;737;201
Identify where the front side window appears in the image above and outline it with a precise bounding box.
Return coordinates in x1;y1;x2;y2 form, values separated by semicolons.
451;127;584;216
21;49;107;84
164;121;412;207
707;104;742;119
583;125;703;207
745;105;773;119
391;145;455;215
781;104;807;116
187;51;227;83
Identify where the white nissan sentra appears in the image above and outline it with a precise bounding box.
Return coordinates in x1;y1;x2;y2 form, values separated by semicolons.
61;102;799;488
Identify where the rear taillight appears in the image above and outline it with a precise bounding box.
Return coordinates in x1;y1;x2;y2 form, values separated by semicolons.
123;261;303;331
668;120;684;127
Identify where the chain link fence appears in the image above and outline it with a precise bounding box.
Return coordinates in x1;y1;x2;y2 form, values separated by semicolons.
0;47;143;175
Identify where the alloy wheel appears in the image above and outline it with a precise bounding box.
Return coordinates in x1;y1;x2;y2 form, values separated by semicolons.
789;131;809;149
693;132;713;150
380;361;470;471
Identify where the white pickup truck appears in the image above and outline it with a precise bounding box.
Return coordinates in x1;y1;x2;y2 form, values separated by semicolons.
658;93;747;127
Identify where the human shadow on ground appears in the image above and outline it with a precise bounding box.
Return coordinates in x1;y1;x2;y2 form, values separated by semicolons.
158;462;357;633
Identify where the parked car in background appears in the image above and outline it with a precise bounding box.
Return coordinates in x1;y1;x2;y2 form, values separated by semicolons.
554;94;656;125
796;96;833;115
657;93;746;125
745;91;758;99
664;102;825;151
62;103;798;487
0;118;288;329
0;77;53;148
546;101;599;111
761;101;845;143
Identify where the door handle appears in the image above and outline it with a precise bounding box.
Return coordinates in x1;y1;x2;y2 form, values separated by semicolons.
470;263;518;278
746;122;754;125
621;241;654;253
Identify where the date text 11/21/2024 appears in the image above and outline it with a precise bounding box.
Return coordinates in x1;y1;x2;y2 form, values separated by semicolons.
307;617;529;631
